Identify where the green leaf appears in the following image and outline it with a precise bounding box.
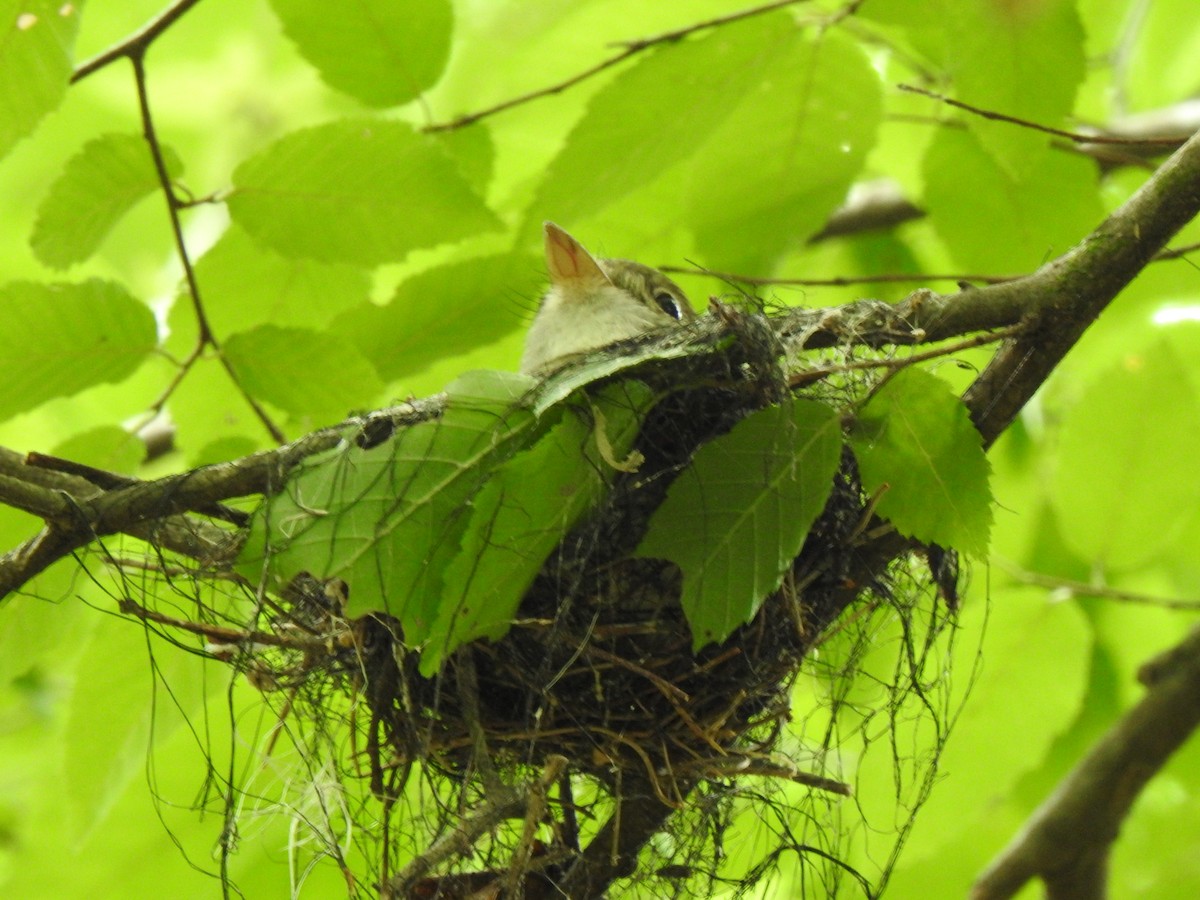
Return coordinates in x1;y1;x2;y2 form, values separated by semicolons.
922;124;1103;273
223;324;384;423
0;1;80;160
176;225;371;341
637;400;843;650
849;368;992;557
330;252;541;381
228;120;500;265
1122;0;1200;110
30;133;183;270
0;280;156;421
1050;341;1200;569
952;0;1086;173
238;370;541;638
433;124;495;197
420;380;656;675
862;0;1085;174
686;30;882;273
527;11;795;231
51;426;144;475
269;0;452;107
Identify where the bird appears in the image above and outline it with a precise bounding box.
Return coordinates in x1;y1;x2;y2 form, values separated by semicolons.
520;222;694;375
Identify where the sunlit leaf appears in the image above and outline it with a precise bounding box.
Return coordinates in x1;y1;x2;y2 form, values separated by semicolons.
229;120;500;264
1051;342;1200;568
176;225;371;343
849;367;992;557
223;324;384;423
0;280;156;420
923;126;1103;272
0;0;79;159
31;133;183;269
329;252;541;381
269;0;452;107
239;370;541;638
637;399;843;650
421;380;655;674
528;11;795;232
686;30;882;272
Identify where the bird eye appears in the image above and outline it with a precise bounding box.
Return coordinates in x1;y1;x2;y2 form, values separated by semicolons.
654;291;683;320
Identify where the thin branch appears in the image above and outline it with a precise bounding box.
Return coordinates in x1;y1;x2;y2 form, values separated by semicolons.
119;596;333;650
665;232;1199;291
898;83;1185;147
0;401;437;600
129;53;284;443
663;265;1017;287
71;0;285;444
788;325;1024;389
973;624;1200;900
962;127;1200;445
71;0;206;82
996;562;1200;611
1155;239;1200;261
0;447;229;568
423;0;815;133
24;451;249;526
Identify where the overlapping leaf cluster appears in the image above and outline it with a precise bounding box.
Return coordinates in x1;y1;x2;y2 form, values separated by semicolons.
240;362;991;664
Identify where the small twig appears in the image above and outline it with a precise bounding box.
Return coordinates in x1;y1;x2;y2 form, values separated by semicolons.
501;755;568;895
71;0;206;82
1155;239;1200;261
898;83;1184;147
667;231;1199;291
614;0;814;51
584;645;689;702
385;757;570;896
558;770;580;854
131;52;283;442
143;342;205;420
788;324;1023;388
679;754;852;796
118;596;333;650
590;726;684;810
663;265;1019;287
72;1;286;444
423;0;815;132
387;786;524;894
997;561;1200;611
455;651;505;794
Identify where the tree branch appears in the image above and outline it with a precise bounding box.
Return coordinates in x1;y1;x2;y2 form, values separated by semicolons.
972;624;1200;900
0;401;440;601
71;0;206;82
897;83;1183;149
963;125;1200;445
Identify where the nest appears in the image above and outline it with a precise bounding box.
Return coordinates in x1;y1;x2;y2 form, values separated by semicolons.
208;320;903;898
